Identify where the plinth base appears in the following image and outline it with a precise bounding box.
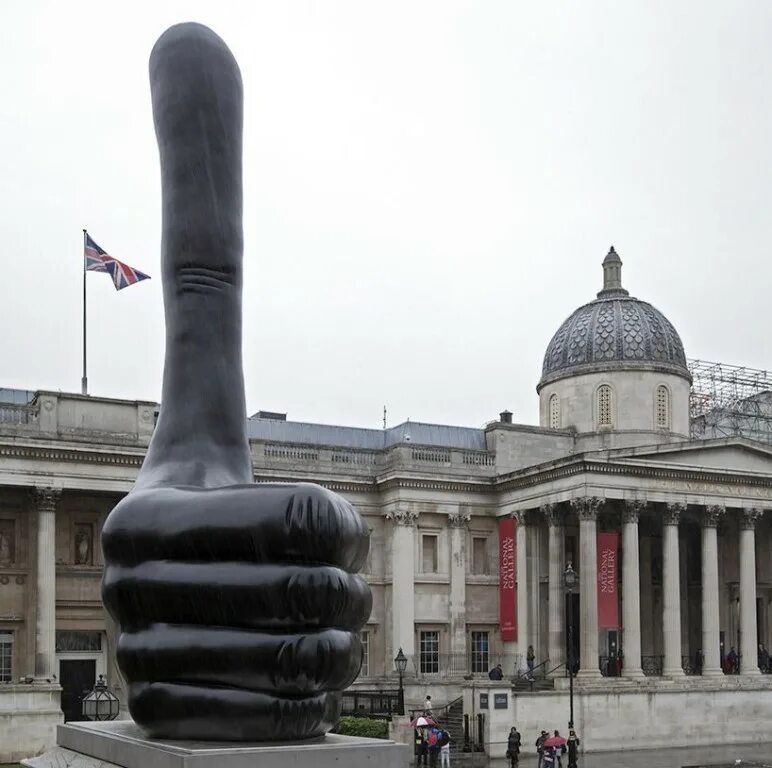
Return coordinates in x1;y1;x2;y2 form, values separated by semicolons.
23;720;409;768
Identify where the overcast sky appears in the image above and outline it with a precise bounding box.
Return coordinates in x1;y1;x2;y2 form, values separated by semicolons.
1;1;770;429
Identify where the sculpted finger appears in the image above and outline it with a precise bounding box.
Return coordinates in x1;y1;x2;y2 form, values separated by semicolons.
129;682;340;742
101;484;369;571
140;22;250;489
117;625;362;694
103;562;371;631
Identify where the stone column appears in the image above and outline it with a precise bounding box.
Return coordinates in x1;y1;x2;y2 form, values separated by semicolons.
662;503;685;677
572;497;602;678
739;508;762;675
544;504;565;672
386;505;418;664
622;501;644;678
701;505;724;677
33;487;60;681
515;511;529;672
448;510;471;670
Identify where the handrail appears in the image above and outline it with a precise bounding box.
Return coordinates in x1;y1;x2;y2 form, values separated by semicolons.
514;658;550;681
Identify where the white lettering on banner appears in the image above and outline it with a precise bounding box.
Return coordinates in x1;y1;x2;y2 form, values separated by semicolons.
500;536;515;590
599;548;616;593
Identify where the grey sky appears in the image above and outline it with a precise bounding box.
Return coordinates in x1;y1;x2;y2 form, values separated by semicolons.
1;1;769;430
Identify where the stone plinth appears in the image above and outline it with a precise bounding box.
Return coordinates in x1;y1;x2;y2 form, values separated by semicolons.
23;720;409;768
0;684;62;763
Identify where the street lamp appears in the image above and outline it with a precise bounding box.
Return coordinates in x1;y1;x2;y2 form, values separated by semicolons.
563;562;577;729
394;647;408;716
81;675;120;721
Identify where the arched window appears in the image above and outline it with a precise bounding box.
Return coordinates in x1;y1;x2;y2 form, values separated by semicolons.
597;384;613;428
656;385;670;429
548;394;560;429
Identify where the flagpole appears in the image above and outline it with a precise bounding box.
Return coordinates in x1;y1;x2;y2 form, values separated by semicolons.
82;228;88;395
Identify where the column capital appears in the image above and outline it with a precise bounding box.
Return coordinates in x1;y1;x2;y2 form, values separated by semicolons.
663;502;685;526
571;496;602;521
622;500;647;525
384;506;419;526
702;504;725;528
541;503;564;528
447;511;471;529
30;487;61;513
510;510;528;525
740;507;763;530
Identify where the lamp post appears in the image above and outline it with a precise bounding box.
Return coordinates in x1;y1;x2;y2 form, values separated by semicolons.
394;647;407;716
564;562;577;729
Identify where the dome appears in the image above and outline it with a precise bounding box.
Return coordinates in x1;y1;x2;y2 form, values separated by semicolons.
538;247;690;391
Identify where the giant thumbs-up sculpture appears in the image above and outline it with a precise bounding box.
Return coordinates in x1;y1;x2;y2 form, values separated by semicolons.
101;23;371;742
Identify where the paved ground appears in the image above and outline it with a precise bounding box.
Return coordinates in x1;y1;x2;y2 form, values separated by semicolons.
468;742;772;768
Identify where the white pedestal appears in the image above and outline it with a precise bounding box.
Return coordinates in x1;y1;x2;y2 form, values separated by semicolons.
23;720;410;768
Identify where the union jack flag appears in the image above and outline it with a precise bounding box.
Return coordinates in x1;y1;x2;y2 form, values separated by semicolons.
84;233;150;291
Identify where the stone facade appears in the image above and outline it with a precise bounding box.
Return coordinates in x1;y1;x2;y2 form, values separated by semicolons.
0;252;770;758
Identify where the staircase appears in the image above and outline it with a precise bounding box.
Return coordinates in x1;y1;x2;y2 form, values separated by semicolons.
512;676;556;692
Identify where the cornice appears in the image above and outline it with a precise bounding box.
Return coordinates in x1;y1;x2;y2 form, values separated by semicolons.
0;442;145;467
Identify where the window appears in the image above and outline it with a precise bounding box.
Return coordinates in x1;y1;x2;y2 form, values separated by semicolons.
0;632;12;683
656;385;670;429
471;631;489;673
597;385;613;428
420;631;440;674
549;394;560;429
359;630;370;677
422;534;438;573
55;631;102;653
471;536;489;575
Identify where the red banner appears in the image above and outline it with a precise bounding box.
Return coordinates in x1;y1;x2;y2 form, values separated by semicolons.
597;532;619;628
499;517;517;641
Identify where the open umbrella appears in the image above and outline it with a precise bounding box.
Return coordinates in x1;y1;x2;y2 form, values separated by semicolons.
410;715;437;728
543;735;567;749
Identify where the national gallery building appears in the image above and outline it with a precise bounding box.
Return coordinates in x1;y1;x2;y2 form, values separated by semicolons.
0;249;770;759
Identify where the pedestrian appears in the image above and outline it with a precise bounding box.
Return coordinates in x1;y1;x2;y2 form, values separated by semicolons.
427;726;442;768
694;648;703;675
567;728;580;768
758;643;769;673
424;694;433;715
728;646;739;673
535;729;547;768
553;730;566;768
438;728;451;768
506;726;521;767
527;646;536;680
488;663;503;680
414;728;428;768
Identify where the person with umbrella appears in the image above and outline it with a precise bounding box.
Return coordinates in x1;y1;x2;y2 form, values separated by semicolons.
543;730;567;768
567;728;580;768
410;716;436;767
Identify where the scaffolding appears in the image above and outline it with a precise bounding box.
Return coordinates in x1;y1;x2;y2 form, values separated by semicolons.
689;359;772;445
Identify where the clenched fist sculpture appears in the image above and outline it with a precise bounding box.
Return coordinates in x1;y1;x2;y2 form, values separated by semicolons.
101;23;371;742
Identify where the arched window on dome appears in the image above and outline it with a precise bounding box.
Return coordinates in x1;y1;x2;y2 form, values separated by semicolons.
656;385;670;429
596;384;613;428
549;394;561;429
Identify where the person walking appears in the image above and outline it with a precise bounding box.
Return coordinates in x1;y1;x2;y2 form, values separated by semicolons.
728;646;739;673
415;728;428;768
527;646;536;680
758;643;769;673
553;730;567;768
506;726;521;767
424;694;433;715
567;729;580;768
438;728;451;768
535;729;547;768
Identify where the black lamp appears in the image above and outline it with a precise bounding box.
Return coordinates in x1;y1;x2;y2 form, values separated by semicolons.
394;647;407;716
81;675;120;721
563;562;577;728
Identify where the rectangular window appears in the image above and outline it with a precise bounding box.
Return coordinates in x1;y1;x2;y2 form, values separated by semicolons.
359;630;370;677
471;631;489;673
422;534;438;573
471;536;488;575
0;632;12;683
55;631;102;653
420;631;440;674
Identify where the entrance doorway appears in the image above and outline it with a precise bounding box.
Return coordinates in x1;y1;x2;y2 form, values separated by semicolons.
565;592;580;673
59;659;96;722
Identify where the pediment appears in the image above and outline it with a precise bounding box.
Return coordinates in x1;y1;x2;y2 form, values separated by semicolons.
611;439;772;476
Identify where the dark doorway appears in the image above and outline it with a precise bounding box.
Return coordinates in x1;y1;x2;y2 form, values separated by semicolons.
565;592;580;673
60;659;96;722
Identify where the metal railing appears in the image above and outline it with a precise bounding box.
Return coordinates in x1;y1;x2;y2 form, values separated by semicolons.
340;689;401;719
411;653;495;679
642;655;664;676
